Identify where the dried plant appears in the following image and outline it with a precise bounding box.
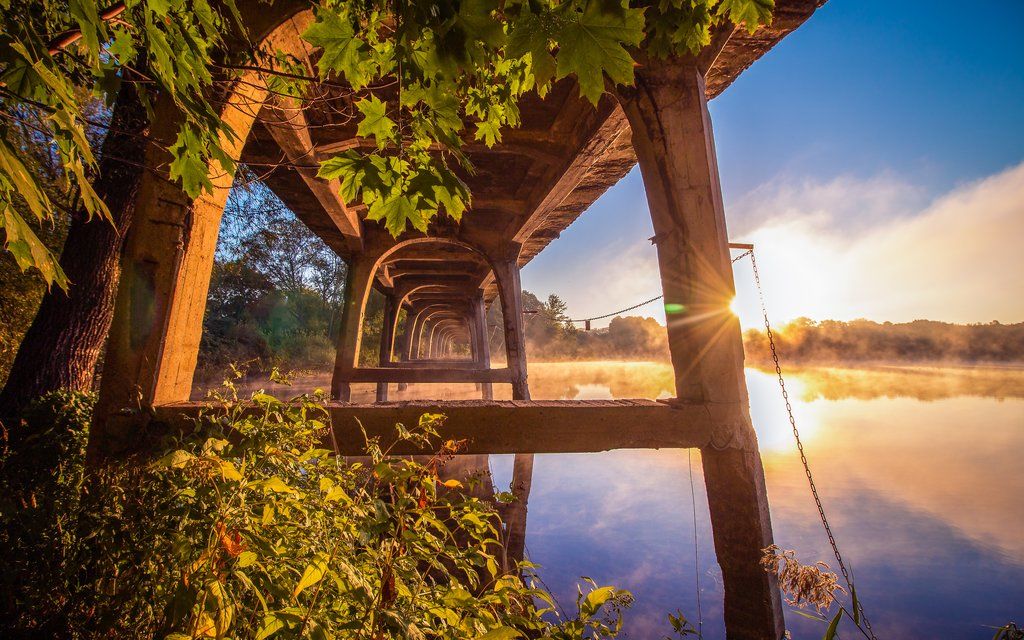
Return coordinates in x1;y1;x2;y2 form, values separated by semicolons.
761;545;845;614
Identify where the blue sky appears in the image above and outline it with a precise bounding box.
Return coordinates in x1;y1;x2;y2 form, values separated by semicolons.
522;0;1024;327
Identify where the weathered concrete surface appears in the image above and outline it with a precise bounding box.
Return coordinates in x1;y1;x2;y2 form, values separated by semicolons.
143;398;760;455
345;368;512;384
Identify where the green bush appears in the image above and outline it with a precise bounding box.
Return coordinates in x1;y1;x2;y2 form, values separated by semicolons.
0;384;632;639
0;391;92;636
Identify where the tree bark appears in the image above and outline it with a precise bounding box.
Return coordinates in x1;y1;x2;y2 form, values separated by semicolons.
0;81;149;430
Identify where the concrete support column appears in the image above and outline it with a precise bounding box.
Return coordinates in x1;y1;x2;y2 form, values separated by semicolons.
471;294;493;400
331;255;376;402
702;448;782;639
376;293;398;402
395;308;412;392
616;54;783;639
92;86;265;458
491;244;530;400
426;320;439;359
409;310;425;360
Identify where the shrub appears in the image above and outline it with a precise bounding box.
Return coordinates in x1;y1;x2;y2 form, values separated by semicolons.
0;384;631;639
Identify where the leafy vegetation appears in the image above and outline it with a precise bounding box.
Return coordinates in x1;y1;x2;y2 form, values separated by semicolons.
1;0;775;287
743;318;1024;366
195;175;396;383
0;93;104;384
0;378;638;638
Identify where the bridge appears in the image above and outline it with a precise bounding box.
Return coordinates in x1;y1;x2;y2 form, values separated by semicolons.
87;1;828;637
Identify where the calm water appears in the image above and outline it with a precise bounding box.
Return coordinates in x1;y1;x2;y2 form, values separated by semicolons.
200;362;1024;638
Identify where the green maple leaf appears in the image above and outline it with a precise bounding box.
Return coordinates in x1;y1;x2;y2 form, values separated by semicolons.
507;6;557;93
367;195;419;236
302;10;369;88
474;119;502;147
168;127;213;197
717;0;774;33
1;204;69;290
318;151;367;203
355;96;396;148
554;0;645;104
433;182;468;221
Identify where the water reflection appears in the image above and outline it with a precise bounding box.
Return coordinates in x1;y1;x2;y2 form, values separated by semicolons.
199;361;1024;403
433;364;1024;638
198;363;1024;637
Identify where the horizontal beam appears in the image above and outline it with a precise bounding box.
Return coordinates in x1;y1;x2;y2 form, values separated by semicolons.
388;359;480;369
148;399;753;455
341;367;512;383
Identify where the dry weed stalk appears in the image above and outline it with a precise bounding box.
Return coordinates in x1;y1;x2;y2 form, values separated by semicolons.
761;545;845;613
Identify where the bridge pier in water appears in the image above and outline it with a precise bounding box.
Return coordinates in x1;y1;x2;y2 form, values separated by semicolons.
83;4;833;635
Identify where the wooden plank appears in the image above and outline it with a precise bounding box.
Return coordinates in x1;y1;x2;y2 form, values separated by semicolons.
343;367;512;383
149;399;742;455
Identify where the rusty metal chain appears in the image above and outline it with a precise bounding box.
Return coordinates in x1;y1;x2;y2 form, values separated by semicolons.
742;249;878;640
731;249;752;263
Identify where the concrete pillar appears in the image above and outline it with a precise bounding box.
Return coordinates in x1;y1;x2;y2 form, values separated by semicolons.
409;309;425;360
491;245;530;400
395;308;412;392
376;293;398;402
616;54;783;639
331;255;376;402
471;294;493;400
92;83;267;456
426;320;439;359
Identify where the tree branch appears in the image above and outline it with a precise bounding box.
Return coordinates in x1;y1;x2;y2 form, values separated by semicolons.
47;2;127;56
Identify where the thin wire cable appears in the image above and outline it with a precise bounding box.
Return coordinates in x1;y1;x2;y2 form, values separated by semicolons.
568;295;663;324
687;448;703;638
523;543;568;620
740;249;877;640
566;253;751;324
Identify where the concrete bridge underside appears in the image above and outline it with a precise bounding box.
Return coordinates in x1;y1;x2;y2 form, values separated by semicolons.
88;2;828;637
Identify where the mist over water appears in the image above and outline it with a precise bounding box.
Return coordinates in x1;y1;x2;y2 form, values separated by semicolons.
196;363;1024;638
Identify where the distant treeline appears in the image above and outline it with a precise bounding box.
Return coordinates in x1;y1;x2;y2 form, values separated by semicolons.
511;295;1024;366
487;292;669;362
742;318;1024;365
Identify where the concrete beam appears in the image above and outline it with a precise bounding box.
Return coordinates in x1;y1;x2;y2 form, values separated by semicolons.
345;367;512;384
146;398;742;455
264;102;362;250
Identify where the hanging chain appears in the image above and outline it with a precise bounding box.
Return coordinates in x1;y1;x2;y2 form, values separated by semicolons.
745;249;878;640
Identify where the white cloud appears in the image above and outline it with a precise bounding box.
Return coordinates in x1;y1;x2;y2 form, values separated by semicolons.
730;162;1024;326
728;171;929;236
524;163;1024;328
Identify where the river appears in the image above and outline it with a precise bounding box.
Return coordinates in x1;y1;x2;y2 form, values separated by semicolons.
199;362;1024;638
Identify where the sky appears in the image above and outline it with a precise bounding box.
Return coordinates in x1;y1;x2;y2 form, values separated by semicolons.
520;0;1024;329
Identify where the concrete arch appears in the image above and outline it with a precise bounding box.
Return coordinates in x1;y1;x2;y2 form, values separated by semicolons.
95;3;325;431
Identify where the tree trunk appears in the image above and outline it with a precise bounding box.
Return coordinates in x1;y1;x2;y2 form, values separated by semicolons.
0;82;149;430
